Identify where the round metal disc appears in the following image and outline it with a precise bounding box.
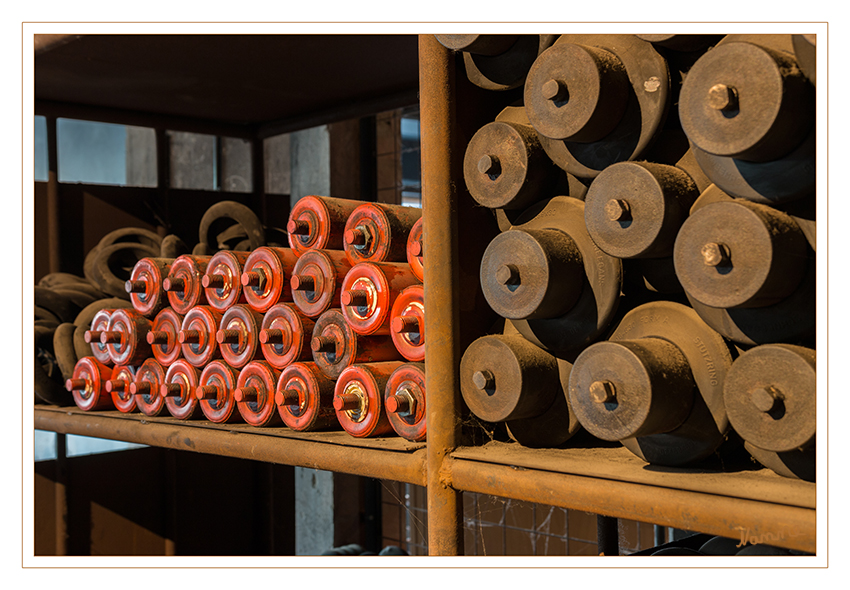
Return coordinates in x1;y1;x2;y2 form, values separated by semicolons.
459;334;559;423
744;441;815;482
480;228;584;320
792;34;816;86
463;120;553;210
584;162;698;259
506;196;622;358
608;301;734;467
462;35;556;91
435;34;519;56
533;34;670;179
679;42;814;162
524;42;630;142
673;200;807;309
724;344;815;453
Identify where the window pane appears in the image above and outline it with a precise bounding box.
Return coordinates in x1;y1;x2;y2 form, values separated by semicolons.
34;116;48;182
221;136;253;193
57;118;127;185
168;130;216;190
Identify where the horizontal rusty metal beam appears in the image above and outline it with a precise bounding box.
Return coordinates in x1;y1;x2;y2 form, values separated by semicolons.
446;457;816;554
35;408;427;486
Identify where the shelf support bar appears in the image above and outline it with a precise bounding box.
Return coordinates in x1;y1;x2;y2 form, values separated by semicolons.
420;34;464;556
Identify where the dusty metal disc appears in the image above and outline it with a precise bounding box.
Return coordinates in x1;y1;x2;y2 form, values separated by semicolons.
792;34;816;86
480;228;584;320
569;338;695;442
463;119;557;210
524;42;630;142
679;42;814;163
506;196;622;358
463;35;558;91
673;200;808;309
724;344;815;453
459;334;559;423
532;34;670;179
585;161;699;259
608;301;734;467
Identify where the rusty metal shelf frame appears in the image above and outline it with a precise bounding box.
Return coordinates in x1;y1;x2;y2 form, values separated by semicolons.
35;406;427;486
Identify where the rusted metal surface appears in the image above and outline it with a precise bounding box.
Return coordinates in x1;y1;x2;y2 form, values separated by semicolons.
435;34;519;56
445;455;816;553
241;247;299;313
389;284;425;362
34;406;428;486
275;361;338;432
162;359;202;420
340;262;421;336
216;304;264;369
164;255;211;314
406;218;424;282
420;34;464;556
311;309;401;380
333;362;404;438
126;257;173;318
234;361;282;427
725;344;815;482
106;364;137;413
196;360;242;424
259;303;315;369
290;249;352;318
674;200;808;309
202;250;251;312
287;195;363;255
343;203;422;265
584;162;699;259
102;308;153;366
147;307;184;366
66;356;114;411
458;35;557;92
130;358;167;417
178;306;224;367
384;362;427;443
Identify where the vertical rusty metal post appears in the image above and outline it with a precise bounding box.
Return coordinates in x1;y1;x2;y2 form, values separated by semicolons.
597;514;620;555
45;116;61;273
420;34;463;556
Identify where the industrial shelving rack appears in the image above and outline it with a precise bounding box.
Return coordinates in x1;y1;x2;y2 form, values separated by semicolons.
32;33;817;556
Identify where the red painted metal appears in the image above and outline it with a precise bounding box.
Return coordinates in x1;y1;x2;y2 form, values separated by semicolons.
407;217;424;282
178;306;224;368
389;284;425;362
84;309;115;365
341;261;421;336
334;361;405;438
146;307;184;366
290;248;353;318
241;246;300;313
162;359;202;420
106;364;137;413
125;257;173;318
343;202;423;264
234;361;282;427
202;250;251;312
101;308;153;366
164;254;211;314
287;195;365;255
385;362;427;442
216;304;264;369
196;360;242;424
258;303;315;369
66;356;114;411
129;357;167;417
275;361;339;431
311;309;402;379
